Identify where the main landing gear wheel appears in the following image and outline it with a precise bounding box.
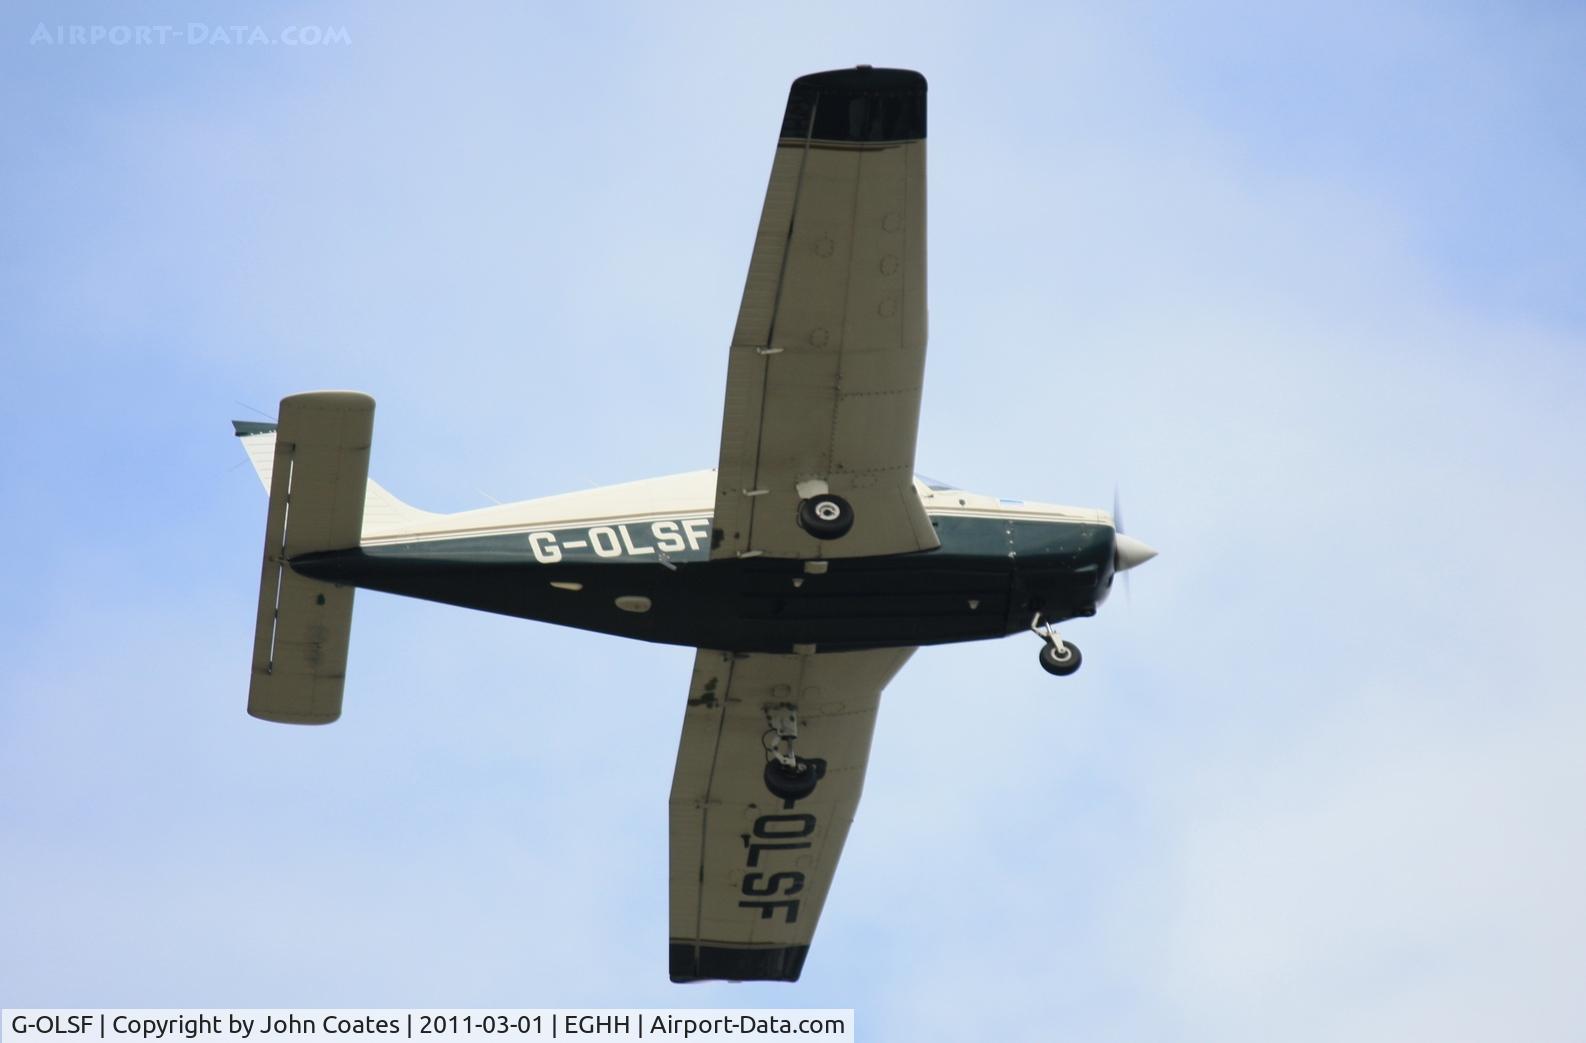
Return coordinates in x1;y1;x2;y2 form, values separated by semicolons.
764;758;821;801
797;494;854;540
1039;640;1082;677
762;703;822;801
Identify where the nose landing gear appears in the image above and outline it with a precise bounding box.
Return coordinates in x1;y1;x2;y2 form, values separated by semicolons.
1030;614;1082;677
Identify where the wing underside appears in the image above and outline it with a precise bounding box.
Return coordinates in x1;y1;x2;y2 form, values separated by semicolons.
668;646;914;982
713;68;937;562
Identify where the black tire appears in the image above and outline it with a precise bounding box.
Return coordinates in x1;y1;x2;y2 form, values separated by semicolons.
1039;640;1082;677
797;494;854;540
764;758;820;801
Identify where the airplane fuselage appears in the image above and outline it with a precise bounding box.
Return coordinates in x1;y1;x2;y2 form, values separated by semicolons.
292;475;1118;653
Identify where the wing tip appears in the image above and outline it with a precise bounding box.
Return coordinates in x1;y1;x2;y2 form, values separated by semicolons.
668;942;809;983
792;66;927;91
782;66;926;143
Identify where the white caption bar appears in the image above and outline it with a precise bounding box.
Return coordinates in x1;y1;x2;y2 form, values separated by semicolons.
2;1012;853;1043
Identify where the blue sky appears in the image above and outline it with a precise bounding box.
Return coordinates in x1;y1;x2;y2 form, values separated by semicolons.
3;2;1584;1039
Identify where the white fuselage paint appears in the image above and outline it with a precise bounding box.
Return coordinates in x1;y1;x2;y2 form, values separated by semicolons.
349;469;1107;553
234;435;1110;556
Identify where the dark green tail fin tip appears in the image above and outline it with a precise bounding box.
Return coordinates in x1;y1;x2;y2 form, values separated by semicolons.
232;420;278;437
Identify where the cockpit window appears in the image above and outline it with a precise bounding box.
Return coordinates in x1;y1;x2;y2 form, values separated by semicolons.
915;474;958;491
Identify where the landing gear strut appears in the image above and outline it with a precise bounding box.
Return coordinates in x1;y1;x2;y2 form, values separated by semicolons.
762;703;822;801
1030;614;1082;677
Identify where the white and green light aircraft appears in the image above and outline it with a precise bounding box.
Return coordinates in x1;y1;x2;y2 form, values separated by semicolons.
236;67;1156;983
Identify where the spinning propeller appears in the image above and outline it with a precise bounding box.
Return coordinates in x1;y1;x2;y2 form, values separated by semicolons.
1112;486;1158;604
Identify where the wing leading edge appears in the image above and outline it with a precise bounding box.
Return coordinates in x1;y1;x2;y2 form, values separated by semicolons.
669;646;914;982
713;67;936;561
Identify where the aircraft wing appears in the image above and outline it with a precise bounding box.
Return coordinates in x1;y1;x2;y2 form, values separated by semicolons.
669;646;914;982
713;68;937;560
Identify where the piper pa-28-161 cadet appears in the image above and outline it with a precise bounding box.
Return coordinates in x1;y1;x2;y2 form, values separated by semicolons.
234;66;1156;983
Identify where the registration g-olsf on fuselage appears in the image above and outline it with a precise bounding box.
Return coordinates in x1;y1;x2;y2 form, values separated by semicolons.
235;66;1156;985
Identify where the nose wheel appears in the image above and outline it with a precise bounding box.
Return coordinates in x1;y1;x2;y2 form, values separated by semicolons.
1030;614;1082;677
1039;640;1082;676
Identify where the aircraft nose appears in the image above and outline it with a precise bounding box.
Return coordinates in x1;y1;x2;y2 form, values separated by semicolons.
1114;532;1158;572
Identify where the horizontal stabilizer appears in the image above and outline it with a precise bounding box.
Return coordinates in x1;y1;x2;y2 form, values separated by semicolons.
246;392;373;724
